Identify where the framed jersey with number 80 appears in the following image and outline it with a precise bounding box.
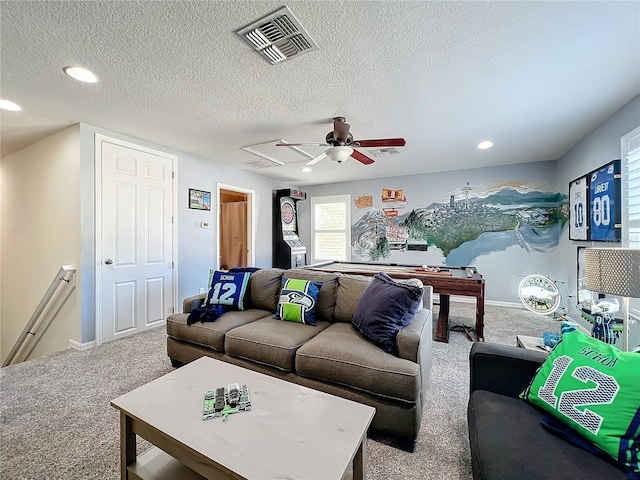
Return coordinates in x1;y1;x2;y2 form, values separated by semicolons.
569;175;588;240
588;160;621;242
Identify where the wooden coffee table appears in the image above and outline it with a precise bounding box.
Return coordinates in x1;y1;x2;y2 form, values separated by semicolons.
111;357;375;479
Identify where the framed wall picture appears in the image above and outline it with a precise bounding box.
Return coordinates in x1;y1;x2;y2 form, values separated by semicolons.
588;160;621;242
189;188;211;210
569;175;588;240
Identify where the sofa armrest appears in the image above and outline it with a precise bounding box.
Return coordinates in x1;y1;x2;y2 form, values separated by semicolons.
397;308;431;362
469;342;547;399
182;294;206;313
421;285;433;311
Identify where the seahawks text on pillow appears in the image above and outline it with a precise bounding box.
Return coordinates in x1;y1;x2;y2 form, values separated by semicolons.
275;277;322;325
204;270;251;311
521;322;640;475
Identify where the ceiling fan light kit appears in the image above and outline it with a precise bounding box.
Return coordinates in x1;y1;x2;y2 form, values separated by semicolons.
326;146;353;163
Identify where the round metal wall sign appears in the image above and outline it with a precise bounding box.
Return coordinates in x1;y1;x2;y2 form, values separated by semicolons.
518;274;561;315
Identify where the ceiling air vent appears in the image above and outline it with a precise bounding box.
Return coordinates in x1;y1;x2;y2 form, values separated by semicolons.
237;6;318;65
241;158;282;169
369;148;401;157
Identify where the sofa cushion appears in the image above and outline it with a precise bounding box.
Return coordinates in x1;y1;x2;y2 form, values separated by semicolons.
246;268;284;311
521;323;640;475
204;270;251;310
468;390;626;479
351;272;423;354
334;274;371;323
275;277;322;325
225;317;331;371
284;269;339;323
334;274;424;323
295;322;420;403
166;310;271;352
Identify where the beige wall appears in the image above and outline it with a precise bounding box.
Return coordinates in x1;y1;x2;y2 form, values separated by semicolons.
1;125;81;363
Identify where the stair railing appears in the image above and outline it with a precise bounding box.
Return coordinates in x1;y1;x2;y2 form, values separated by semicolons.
2;265;77;367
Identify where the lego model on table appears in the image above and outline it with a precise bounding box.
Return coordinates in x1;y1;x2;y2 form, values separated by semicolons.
203;383;251;421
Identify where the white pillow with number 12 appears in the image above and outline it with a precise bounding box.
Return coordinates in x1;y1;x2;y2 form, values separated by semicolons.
204;271;251;311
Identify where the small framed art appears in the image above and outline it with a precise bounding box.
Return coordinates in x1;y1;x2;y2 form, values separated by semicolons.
569;175;588;240
189;188;211;210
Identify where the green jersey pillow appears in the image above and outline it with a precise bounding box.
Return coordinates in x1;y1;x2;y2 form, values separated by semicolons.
521;323;640;474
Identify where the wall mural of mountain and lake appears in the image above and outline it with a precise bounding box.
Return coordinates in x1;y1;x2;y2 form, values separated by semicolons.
351;184;569;266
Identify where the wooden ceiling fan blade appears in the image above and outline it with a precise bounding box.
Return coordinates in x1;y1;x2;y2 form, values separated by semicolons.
305;151;328;166
350;149;375;165
333;117;351;144
353;138;406;148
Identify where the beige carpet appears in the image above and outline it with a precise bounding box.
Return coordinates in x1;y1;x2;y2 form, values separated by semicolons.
0;301;560;479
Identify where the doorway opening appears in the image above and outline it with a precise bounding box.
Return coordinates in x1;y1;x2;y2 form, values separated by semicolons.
217;184;255;269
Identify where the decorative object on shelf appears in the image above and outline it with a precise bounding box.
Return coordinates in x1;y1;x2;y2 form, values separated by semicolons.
569;174;588;240
585;247;640;351
518;274;561;315
587;160;621;242
189;188;211;210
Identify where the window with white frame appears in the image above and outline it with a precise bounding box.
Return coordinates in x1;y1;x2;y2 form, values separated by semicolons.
310;195;351;263
622;127;640;248
622;126;640;341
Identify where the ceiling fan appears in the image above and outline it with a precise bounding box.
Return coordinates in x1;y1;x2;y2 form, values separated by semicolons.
276;117;406;166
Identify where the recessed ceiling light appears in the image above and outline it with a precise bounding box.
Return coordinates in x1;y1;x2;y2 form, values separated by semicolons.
477;141;494;150
302;167;312;173
63;66;99;83
0;99;22;111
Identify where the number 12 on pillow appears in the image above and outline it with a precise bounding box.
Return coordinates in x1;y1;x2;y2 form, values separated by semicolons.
205;271;250;310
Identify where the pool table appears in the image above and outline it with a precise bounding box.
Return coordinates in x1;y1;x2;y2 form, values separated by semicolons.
304;261;485;343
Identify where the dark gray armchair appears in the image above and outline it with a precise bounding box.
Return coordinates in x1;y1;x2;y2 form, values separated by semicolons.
467;342;627;480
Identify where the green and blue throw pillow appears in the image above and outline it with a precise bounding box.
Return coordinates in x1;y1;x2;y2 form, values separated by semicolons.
275;277;322;325
521;322;640;476
204;270;251;310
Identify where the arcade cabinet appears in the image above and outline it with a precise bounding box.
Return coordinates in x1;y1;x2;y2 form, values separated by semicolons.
273;189;307;268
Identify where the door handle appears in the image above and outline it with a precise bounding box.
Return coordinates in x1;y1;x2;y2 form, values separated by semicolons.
105;259;113;265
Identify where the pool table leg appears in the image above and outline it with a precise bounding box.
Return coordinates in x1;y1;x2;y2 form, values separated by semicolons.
475;283;485;341
434;294;450;343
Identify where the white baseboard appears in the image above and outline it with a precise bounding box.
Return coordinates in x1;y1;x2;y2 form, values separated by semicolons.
439;294;523;309
68;339;95;351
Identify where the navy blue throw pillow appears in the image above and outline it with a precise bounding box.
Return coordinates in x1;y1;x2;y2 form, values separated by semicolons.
351;272;423;354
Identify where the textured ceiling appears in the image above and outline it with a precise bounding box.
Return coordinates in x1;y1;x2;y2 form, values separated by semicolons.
1;1;639;186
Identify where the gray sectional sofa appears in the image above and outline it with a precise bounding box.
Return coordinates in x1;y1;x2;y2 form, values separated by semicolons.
166;267;433;442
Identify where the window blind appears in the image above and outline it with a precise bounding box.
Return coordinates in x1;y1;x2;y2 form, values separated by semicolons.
625;150;640;247
622;127;640;326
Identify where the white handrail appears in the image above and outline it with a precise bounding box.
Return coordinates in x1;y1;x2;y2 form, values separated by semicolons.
2;265;77;367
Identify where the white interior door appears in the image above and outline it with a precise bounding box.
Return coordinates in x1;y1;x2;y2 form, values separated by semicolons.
99;138;175;343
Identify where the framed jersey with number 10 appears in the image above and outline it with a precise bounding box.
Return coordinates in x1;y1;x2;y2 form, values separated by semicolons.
588;160;621;242
569;175;588;240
